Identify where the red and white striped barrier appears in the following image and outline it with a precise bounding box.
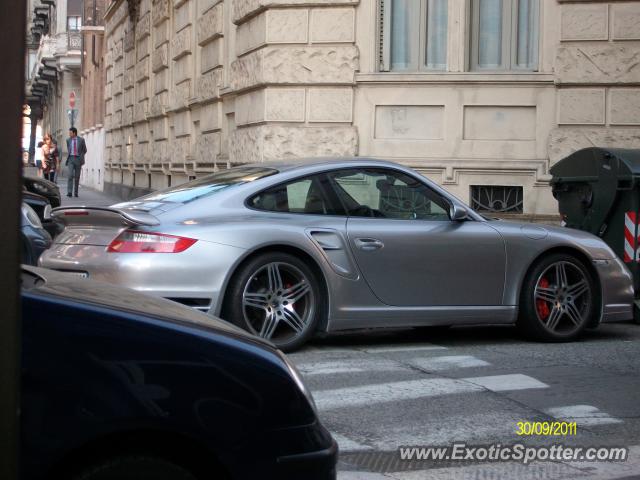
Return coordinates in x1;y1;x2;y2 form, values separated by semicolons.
624;211;637;263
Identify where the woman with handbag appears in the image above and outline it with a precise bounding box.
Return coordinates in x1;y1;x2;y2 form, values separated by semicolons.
41;133;59;183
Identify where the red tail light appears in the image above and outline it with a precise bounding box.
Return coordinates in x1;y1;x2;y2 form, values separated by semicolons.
107;230;197;253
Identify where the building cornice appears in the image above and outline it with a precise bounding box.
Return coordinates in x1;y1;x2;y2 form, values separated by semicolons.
81;26;106;34
105;0;140;23
104;0;125;22
355;73;556;87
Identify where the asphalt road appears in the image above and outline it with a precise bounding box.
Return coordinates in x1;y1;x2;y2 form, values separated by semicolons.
287;322;640;480
40;179;640;478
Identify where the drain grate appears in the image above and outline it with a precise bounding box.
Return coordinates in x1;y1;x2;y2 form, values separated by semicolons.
340;451;475;473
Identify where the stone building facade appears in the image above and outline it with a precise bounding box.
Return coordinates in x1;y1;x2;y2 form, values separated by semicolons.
26;0;84;155
79;0;107;190
103;0;640;216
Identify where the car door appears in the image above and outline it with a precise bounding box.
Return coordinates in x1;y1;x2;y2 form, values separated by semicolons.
327;168;506;307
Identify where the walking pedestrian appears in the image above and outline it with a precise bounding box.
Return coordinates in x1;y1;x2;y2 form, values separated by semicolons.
42;133;59;183
34;141;44;177
66;127;87;198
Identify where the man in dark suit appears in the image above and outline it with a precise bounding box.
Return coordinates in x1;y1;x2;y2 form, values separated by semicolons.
66;127;87;198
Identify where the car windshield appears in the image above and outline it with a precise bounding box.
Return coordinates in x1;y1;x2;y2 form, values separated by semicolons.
140;167;278;204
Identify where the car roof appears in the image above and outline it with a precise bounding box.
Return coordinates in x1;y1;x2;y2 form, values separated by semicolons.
242;157;404;173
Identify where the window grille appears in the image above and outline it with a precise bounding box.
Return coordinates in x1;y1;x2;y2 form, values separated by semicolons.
471;185;524;213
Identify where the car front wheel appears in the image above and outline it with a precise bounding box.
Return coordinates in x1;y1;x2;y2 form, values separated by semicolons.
225;252;322;352
518;253;597;341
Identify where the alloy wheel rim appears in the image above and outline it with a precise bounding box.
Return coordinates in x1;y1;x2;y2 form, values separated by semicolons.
534;261;591;334
242;262;315;344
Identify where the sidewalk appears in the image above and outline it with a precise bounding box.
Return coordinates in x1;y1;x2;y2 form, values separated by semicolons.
24;166;120;208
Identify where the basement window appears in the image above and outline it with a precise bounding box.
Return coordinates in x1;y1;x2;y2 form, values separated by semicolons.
471;185;524;214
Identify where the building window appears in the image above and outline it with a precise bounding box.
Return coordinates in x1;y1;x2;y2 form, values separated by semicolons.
470;0;539;71
67;16;82;31
471;185;524;214
380;0;448;72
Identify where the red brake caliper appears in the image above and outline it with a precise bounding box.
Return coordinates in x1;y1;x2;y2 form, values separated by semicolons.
536;277;550;320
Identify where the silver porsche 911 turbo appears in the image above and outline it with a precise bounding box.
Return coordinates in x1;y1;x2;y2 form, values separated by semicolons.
40;158;633;351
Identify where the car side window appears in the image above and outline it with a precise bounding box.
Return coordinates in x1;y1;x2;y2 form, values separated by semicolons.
328;169;450;220
249;175;343;215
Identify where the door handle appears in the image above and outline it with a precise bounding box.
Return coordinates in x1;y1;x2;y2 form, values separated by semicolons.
354;238;384;251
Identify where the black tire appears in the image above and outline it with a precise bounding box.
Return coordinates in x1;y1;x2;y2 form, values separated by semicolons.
518;253;597;342
74;455;198;480
224;252;323;352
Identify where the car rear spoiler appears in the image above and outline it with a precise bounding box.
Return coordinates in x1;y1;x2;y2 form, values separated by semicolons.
51;207;160;227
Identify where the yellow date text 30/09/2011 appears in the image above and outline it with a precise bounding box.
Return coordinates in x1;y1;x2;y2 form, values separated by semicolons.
516;421;577;436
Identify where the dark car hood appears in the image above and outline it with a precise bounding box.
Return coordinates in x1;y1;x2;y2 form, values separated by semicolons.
23;266;272;348
23;176;61;207
24;175;58;189
23;190;49;205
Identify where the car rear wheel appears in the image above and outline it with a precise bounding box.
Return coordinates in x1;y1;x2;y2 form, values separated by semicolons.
74;455;198;480
518;253;596;341
225;252;322;352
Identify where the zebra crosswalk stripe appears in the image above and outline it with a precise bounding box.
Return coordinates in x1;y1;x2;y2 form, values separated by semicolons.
298;355;491;376
359;344;448;354
408;355;490;371
297;358;406;376
314;374;548;411
545;405;622;426
315;378;480;411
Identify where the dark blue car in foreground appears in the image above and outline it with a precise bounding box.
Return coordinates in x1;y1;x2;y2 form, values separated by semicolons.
21;267;337;480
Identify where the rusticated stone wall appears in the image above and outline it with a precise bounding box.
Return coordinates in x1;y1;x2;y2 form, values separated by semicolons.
103;0;358;196
102;0;640;215
104;0;228;195
229;0;359;162
550;0;640;163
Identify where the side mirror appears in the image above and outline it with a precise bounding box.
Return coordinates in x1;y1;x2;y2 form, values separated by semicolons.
449;203;469;221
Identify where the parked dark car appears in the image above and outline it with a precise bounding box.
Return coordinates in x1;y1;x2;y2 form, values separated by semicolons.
21;266;337;480
23;175;61;208
23;190;63;238
21;203;52;265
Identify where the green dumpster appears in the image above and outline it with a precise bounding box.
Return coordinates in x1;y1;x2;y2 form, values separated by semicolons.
550;147;640;317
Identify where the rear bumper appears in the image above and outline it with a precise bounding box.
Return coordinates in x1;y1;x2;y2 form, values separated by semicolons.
595;257;634;323
38;239;245;311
